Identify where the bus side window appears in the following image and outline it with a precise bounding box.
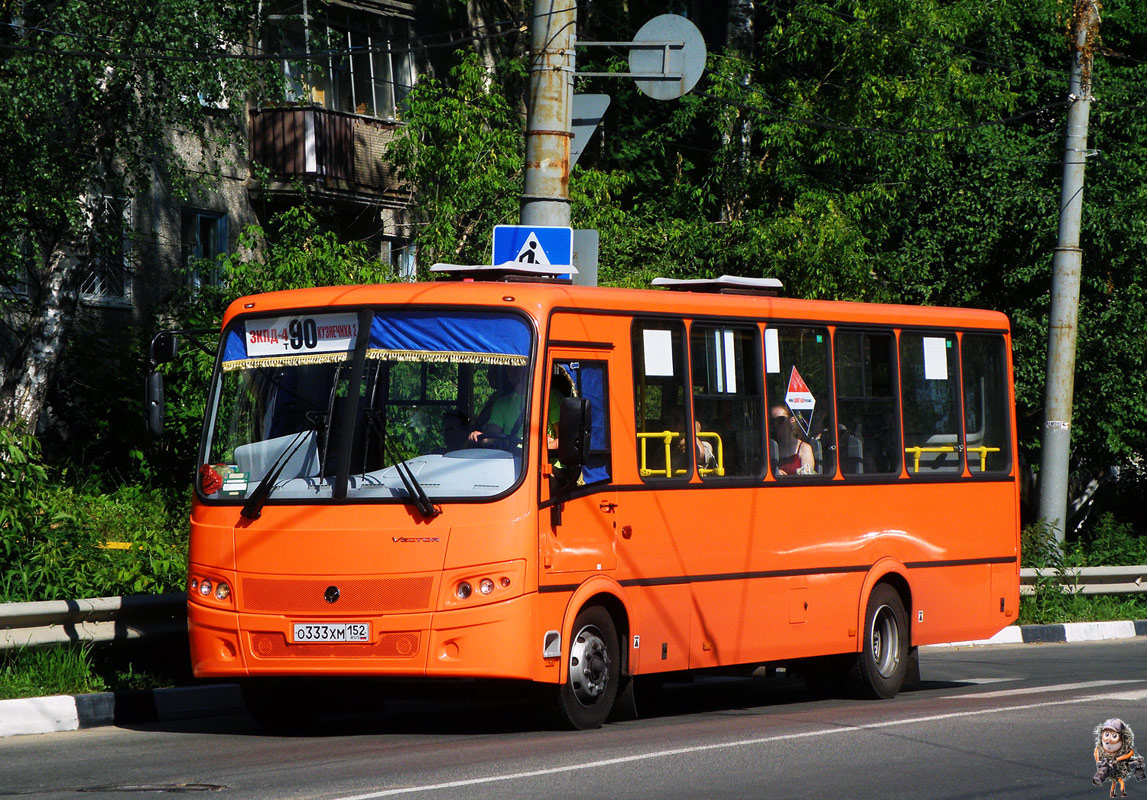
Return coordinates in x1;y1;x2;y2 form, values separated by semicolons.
764;325;835;478
834;330;901;476
550;360;612;485
900;331;962;475
961;334;1012;474
689;323;764;478
632;320;690;480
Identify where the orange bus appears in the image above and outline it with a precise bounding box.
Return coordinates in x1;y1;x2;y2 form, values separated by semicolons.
149;271;1019;729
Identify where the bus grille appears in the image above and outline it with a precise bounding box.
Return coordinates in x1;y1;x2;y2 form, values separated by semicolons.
242;576;434;613
248;631;421;659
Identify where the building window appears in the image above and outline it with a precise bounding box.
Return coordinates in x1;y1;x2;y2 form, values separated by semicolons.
182;209;228;287
263;1;414;120
80;196;131;306
381;238;416;281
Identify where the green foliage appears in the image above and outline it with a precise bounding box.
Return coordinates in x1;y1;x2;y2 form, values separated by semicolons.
1073;512;1147;568
0;426;187;602
569;0;1147;501
386;52;526;270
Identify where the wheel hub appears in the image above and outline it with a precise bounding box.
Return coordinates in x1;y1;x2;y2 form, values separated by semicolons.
569;624;611;707
870;603;901;678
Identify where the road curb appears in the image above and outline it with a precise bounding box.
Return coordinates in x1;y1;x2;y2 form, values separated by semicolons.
929;619;1147;648
0;683;242;738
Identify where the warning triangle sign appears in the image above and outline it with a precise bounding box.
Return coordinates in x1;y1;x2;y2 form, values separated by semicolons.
514;232;551;267
785;366;815;436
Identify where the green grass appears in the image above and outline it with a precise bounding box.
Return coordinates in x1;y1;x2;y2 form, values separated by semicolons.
0;640;190;701
1018;593;1147;626
0;645;107;699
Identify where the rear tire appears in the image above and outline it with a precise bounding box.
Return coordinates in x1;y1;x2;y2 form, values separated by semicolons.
848;583;909;699
552;606;620;730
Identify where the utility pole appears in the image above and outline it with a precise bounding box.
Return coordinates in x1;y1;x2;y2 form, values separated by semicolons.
521;0;575;231
1039;0;1100;546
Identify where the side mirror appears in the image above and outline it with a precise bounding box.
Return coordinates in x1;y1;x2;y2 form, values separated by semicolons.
556;397;589;472
145;370;165;438
149;331;179;369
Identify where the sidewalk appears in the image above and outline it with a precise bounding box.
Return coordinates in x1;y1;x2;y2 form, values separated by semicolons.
0;683;242;738
4;619;1147;737
930;618;1147;647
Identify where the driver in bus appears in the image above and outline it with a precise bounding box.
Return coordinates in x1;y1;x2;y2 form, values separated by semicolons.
469;366;528;445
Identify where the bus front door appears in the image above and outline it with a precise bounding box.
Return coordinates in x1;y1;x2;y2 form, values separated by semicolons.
541;356;617;576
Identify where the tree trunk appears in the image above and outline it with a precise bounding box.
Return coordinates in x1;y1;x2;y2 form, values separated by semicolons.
467;0;502;77
0;247;82;434
723;0;755;222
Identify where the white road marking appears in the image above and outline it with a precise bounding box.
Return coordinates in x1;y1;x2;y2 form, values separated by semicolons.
940;679;1132;699
958;677;1021;685
330;683;1147;800
1097;689;1147;701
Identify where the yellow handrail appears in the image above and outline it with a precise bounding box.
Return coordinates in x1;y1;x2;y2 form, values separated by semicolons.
966;445;1001;472
904;445;956;473
637;430;725;477
905;445;1001;473
637;431;676;477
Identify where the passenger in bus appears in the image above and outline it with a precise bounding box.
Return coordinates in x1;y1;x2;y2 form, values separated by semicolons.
690;419;717;470
469;366;527;445
770;404;815;476
665;409;715;472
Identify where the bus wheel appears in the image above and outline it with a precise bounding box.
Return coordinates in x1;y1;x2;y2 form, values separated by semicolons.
850;584;909;699
555;606;620;730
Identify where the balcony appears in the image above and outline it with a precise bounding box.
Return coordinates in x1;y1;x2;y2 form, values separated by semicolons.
249;107;408;205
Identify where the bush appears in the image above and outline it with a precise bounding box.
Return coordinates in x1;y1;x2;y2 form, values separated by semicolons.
0;425;187;602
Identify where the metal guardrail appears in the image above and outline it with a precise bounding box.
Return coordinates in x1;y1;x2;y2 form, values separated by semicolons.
1020;566;1147;596
0;569;1144;650
0;593;185;651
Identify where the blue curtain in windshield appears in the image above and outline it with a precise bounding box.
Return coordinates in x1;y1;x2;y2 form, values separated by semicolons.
369;311;529;365
221;310;531;370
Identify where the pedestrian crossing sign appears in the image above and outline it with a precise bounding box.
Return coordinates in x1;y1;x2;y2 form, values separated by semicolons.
492;225;573;269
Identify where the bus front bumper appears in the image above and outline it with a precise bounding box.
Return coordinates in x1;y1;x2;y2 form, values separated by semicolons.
188;593;541;681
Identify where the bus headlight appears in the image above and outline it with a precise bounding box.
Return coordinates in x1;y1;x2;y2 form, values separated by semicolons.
479;578;495;595
456;582;472;600
199;580;213;597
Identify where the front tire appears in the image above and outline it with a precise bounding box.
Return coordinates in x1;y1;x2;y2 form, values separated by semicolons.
849;583;909;699
553;606;620;730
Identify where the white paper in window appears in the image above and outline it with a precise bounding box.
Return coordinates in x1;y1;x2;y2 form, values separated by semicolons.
765;328;780;374
923;337;949;381
723;329;737;394
643;329;675;377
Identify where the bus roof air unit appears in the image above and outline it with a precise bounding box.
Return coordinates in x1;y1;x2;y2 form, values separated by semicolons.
431;263;578;284
651;275;783;296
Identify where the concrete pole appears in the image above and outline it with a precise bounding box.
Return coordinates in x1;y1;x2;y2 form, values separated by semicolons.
1039;0;1100;546
521;0;575;230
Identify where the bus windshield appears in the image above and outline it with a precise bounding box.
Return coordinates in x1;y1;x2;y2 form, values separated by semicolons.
199;308;533;504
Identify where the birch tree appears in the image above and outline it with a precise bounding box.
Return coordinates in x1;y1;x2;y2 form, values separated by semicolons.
0;0;273;433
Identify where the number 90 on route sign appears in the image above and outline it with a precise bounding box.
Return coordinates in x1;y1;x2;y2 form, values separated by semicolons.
244;312;360;358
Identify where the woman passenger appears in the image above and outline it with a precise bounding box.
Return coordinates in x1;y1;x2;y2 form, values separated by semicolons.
770;404;815;476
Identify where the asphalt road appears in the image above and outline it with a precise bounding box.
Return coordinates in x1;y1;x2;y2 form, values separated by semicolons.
3;639;1146;800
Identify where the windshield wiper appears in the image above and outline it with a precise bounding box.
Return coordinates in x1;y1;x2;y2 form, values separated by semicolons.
241;427;315;521
385;437;441;519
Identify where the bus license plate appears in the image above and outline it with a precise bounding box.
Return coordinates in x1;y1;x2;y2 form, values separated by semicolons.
292;623;371;643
